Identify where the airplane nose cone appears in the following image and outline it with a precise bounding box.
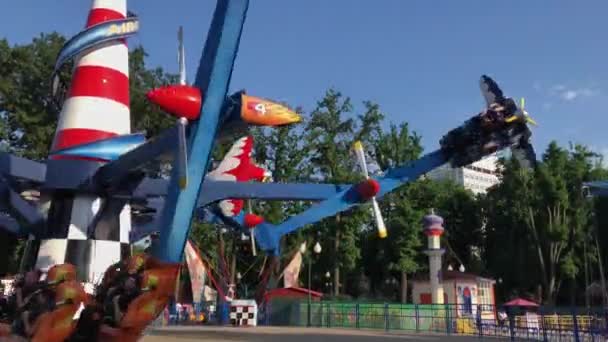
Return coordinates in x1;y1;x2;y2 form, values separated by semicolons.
240;94;302;126
146;85;202;120
355;179;380;200
244;213;264;228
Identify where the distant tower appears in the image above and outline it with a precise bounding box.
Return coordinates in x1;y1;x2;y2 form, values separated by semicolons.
423;212;445;304
35;0;131;291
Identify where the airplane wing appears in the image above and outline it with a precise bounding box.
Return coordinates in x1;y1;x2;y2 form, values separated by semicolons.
206;136;268;217
479;75;506;108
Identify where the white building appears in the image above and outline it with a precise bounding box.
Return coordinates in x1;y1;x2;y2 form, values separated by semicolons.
411;270;496;319
427;152;503;195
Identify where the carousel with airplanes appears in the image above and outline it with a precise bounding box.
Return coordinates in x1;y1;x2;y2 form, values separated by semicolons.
0;0;536;341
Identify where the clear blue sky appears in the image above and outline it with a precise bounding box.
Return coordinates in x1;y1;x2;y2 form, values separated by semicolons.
2;1;608;157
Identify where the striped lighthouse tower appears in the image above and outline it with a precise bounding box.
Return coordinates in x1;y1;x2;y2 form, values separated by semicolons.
422;212;445;305
36;0;132;292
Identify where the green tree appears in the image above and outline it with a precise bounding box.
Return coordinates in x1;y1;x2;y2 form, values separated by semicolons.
303;89;385;296
367;121;423;302
484;142;604;305
0;33;66;159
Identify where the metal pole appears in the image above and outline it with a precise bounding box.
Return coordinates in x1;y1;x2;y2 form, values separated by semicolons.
308;256;312;327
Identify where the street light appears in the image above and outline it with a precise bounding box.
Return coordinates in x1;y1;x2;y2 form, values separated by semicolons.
307;241;321;327
313;242;322;254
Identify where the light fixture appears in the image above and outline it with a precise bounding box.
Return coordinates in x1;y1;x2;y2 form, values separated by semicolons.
236;272;242;280
447;264;453;271
313;242;322;254
299;242;307;254
459;264;465;273
325;271;331;278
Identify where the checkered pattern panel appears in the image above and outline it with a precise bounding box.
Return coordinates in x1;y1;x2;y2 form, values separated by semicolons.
229;305;257;326
35;194;131;290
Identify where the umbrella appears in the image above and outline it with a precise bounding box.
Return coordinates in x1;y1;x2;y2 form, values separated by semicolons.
503;298;539;307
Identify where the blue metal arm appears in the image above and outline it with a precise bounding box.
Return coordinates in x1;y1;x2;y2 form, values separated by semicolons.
253;150;448;254
197;181;351;205
583;181;608;197
154;0;250;263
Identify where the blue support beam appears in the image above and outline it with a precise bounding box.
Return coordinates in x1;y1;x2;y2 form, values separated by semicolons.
155;0;250;263
8;188;45;226
0;153;46;183
0;214;21;236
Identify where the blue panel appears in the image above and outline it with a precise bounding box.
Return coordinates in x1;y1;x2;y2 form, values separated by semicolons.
50;133;145;161
155;0;250;263
54;17;140;73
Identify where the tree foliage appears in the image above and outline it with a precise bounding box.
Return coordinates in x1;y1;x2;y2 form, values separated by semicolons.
4;32;608;307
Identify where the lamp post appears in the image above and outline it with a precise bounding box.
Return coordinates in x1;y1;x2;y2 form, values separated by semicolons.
236;272;248;298
307;241;322;327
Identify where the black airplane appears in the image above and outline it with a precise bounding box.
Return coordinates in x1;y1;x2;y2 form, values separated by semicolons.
440;75;537;168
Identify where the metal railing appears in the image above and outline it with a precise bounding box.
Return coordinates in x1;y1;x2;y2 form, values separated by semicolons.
259;301;608;341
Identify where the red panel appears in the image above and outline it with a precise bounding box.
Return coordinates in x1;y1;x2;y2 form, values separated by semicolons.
52;128;117;151
420;293;432;304
68;66;130;107
86;8;125;27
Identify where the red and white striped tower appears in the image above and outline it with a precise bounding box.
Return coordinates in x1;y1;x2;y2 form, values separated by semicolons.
36;0;132;292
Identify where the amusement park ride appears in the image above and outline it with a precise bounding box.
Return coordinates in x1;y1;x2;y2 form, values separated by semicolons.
0;0;537;340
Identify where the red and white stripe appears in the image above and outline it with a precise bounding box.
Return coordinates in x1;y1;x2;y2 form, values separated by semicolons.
51;0;130;154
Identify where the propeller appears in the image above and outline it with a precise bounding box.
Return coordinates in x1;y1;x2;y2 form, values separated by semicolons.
352;141;387;239
177;26;186;86
505;97;538;126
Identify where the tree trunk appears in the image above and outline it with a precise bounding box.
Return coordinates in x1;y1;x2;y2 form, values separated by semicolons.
400;272;408;303
594;233;608;306
584;237;590;308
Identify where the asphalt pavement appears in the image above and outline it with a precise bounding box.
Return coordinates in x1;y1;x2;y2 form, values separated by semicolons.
143;326;508;342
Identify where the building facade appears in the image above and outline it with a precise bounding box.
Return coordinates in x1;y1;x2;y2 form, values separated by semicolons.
426;152;503;195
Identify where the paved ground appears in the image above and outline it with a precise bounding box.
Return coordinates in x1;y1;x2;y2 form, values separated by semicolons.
143;326;508;341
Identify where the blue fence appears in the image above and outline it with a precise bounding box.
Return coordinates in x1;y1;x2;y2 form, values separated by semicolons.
258;301;608;341
155;299;608;341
